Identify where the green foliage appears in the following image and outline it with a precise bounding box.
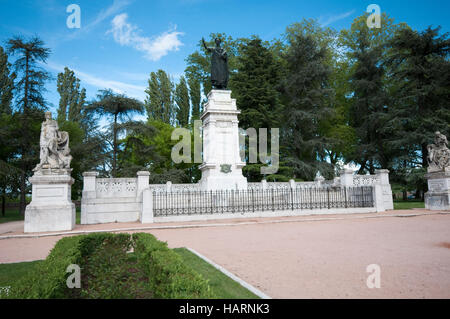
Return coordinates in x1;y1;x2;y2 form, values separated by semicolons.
145;69;175;124
0;46;15;114
174;75;190;127
386;26;450;168
280;20;334;180
133;233;214;299
6;36;51;214
187;75;201;123
231;36;283;129
87;89;144;177
7;235;83;298
56;67;86;124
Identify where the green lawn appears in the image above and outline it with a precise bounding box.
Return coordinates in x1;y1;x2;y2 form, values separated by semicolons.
393;200;425;210
0;208;81;224
174;248;260;299
0;209;23;224
0;260;43;297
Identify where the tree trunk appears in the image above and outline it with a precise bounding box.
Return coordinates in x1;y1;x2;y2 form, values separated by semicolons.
1;188;5;217
422;143;428;168
402;190;407;201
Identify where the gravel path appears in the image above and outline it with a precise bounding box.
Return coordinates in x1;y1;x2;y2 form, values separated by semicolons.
1;210;449;298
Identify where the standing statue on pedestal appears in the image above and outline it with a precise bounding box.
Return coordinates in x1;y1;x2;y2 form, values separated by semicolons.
34;111;72;171
427;131;450;172
202;37;228;89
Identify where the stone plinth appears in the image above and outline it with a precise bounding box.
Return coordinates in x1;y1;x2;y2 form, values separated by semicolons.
425;169;450;210
24;169;75;233
198;90;247;190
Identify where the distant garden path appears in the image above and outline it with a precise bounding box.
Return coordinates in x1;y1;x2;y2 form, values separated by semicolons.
1;210;449;298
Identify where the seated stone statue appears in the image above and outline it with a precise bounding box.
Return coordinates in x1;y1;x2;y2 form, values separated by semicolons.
427;131;450;172
34;112;72;171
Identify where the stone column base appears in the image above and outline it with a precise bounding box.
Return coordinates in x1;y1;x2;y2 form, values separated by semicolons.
425;170;450;211
24;171;76;233
25;204;75;232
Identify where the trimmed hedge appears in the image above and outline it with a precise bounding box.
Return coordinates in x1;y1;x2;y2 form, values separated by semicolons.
7;233;128;299
7;232;214;299
133;233;215;298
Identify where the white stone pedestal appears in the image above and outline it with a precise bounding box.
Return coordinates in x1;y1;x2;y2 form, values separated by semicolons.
198;90;247;190
425;169;450;210
24;169;75;232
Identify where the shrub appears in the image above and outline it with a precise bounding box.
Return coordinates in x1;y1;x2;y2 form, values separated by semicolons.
8;232;214;299
8;233;128;299
8;235;83;298
133;233;215;299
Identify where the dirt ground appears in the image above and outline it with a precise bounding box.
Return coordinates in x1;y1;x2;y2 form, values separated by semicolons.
1;210;449;298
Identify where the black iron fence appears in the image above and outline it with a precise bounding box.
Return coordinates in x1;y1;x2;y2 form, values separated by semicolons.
153;186;374;217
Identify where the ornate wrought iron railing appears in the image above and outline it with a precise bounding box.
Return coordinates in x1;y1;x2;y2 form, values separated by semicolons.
153;186;374;217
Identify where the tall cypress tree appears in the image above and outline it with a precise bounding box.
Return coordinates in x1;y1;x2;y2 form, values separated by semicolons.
56;67;86;124
187;75;201;123
145;69;174;125
174;76;190;127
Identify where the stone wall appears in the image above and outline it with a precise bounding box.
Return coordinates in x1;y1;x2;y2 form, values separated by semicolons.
81;169;394;225
80;171;150;224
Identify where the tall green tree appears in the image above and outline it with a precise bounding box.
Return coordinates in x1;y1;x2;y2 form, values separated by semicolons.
7;36;50;214
387;26;450;168
174;75;190;127
0;46;16;215
231;36;283;129
0;46;15;114
280;29;334;180
56;67;86;123
339;13;403;174
87;89;144;177
145;70;174;124
187;75;201;123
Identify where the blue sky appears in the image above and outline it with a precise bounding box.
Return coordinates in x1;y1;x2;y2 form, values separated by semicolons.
0;0;449;114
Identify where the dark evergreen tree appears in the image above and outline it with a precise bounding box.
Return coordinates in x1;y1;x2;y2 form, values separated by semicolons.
230;37;283;129
6;36;50;214
387;26;450;168
280;33;333;180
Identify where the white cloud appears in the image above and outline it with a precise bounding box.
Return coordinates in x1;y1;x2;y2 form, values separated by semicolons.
108;13;184;61
319;10;355;27
66;0;132;40
45;61;146;101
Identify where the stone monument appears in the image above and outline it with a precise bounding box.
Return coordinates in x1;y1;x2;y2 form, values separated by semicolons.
198;37;247;190
24;112;76;232
424;131;450;210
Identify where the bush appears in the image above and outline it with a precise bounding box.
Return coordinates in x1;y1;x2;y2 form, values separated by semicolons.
8;236;83;298
79;234;153;299
8;232;214;299
8;233;129;299
133;233;215;298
